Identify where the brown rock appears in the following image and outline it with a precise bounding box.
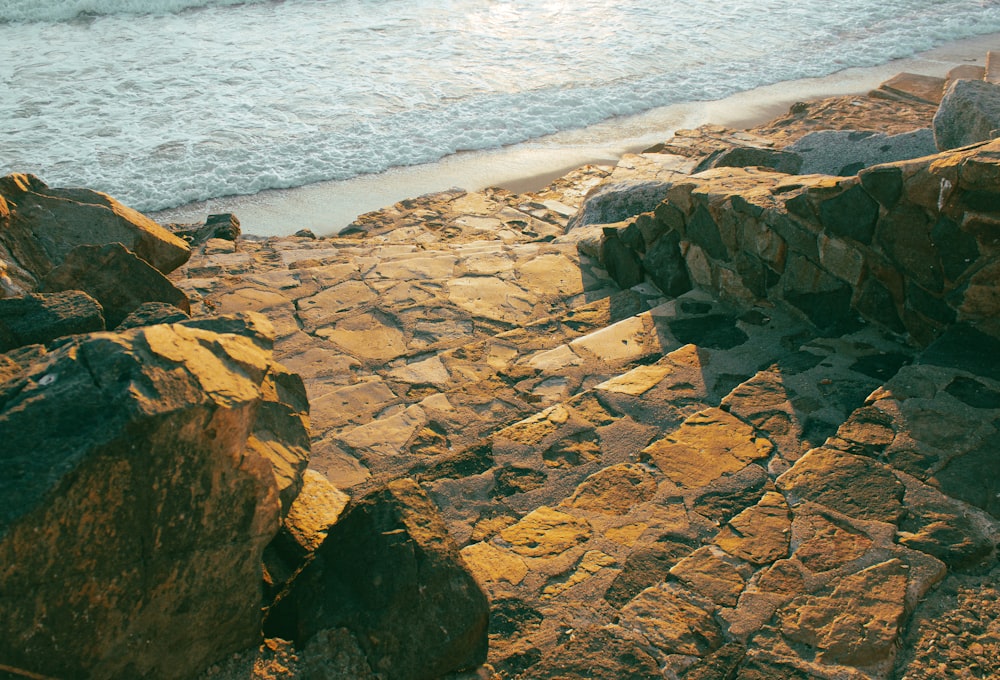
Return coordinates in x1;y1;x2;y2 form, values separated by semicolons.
169;213;242;246
264;469;348;599
39;242;190;327
115;300;191;330
278;469;348;549
604;537;698;607
460;541;529;586
776;448;905;524
898;474;995;567
791;505;874;573
681;642;747;679
778;559;910;668
0;314;299;679
265;479;488;680
872;72;947;105
619;583;723;656
563;463;657;514
641;408;773;488
713;491;792;565
692;464;772;525
670;546;751;607
521;626;663;680
0;173;190;294
246;382;311;514
756;559;808;597
499;505;591;558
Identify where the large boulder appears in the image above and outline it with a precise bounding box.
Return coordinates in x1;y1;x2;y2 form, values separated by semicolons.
0;173;190;295
0;313;309;680
933;79;1000;151
38;242;190;328
266;478;489;680
116;301;191;330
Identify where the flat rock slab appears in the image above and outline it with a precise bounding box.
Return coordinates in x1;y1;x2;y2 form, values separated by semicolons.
641;408;773;488
872;72;947;105
164;90;1000;680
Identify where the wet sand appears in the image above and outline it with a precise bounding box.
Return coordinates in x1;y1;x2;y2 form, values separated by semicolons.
149;32;1000;237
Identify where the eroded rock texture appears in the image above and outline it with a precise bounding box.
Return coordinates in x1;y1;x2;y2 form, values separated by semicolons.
0;313;308;679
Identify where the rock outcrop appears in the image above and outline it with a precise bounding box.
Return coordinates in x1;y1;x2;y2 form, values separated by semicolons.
38;242;191;327
168;212;242;247
787;128;937;176
0;173;190;295
593;137;1000;344
0;313;309;680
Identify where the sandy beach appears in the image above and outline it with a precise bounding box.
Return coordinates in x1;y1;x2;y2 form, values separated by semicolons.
149;32;1000;237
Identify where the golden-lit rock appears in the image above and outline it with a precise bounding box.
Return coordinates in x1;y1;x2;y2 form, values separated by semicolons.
499;506;591;558
563;463;657;515
670;546;751;607
460;541;529;587
641;407;773;488
0;313;306;679
0;173;190;295
713;491;791;565
619;583;723;656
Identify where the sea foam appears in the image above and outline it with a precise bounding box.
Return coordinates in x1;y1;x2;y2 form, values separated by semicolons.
2;0;1000;213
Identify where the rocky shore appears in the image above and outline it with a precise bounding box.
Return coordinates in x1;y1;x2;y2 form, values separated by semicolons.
2;58;1000;680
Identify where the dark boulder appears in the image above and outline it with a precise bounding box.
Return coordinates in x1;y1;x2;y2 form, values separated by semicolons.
169;213;242;246
115;301;191;330
266;478;489;680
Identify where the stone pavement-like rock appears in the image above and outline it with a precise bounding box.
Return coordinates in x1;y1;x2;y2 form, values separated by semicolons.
171;76;999;680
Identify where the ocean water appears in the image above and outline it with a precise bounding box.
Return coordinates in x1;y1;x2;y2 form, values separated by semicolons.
2;0;1000;218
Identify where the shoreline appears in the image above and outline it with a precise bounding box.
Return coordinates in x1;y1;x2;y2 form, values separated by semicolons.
149;32;1000;238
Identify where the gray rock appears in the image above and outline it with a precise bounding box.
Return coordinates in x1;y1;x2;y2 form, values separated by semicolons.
695;145;802;174
567;180;673;231
933;79;1000;150
788;128;937;176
